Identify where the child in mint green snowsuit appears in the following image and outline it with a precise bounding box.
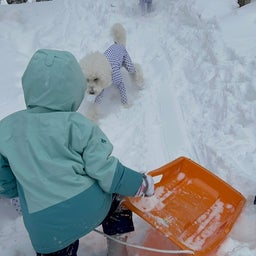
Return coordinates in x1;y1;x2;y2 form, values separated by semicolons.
0;49;154;256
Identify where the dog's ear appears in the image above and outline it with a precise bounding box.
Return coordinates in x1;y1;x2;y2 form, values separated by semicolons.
79;52;112;91
79;51;113;101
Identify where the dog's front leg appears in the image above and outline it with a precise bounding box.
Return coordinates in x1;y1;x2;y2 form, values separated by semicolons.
84;97;100;122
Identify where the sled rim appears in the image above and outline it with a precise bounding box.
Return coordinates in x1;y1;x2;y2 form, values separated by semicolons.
124;157;246;256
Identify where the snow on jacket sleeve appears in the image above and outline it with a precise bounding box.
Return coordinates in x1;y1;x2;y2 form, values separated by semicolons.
82;124;143;196
0;155;18;198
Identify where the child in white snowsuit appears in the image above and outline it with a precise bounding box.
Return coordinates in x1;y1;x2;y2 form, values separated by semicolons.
0;49;154;256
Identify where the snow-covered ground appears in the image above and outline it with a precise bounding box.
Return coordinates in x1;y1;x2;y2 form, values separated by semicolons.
0;0;255;255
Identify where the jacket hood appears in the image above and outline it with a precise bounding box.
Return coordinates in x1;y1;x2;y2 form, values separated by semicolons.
22;49;87;112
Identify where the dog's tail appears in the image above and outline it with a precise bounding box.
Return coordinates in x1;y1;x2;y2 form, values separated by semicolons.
111;23;127;46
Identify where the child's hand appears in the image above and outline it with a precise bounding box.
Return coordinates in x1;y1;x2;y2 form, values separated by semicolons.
136;174;154;197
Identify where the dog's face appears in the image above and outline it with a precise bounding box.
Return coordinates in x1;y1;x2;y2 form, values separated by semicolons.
79;52;112;97
86;75;106;96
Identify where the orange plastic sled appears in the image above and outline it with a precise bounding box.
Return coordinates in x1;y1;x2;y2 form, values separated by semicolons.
124;157;246;256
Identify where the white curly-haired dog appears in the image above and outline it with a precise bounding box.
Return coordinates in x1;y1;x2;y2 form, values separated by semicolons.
79;23;144;120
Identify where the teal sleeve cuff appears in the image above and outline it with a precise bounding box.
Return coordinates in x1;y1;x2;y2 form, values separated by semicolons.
109;161;143;196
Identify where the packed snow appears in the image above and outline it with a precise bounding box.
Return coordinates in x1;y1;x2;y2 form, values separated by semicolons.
0;0;256;255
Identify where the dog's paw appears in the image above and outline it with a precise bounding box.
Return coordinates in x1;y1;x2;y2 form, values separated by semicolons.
87;113;99;123
123;103;132;109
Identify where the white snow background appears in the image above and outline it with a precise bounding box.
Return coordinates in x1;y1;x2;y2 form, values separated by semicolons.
0;0;256;255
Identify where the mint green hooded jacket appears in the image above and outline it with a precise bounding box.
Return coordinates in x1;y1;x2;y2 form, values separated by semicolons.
0;49;143;253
